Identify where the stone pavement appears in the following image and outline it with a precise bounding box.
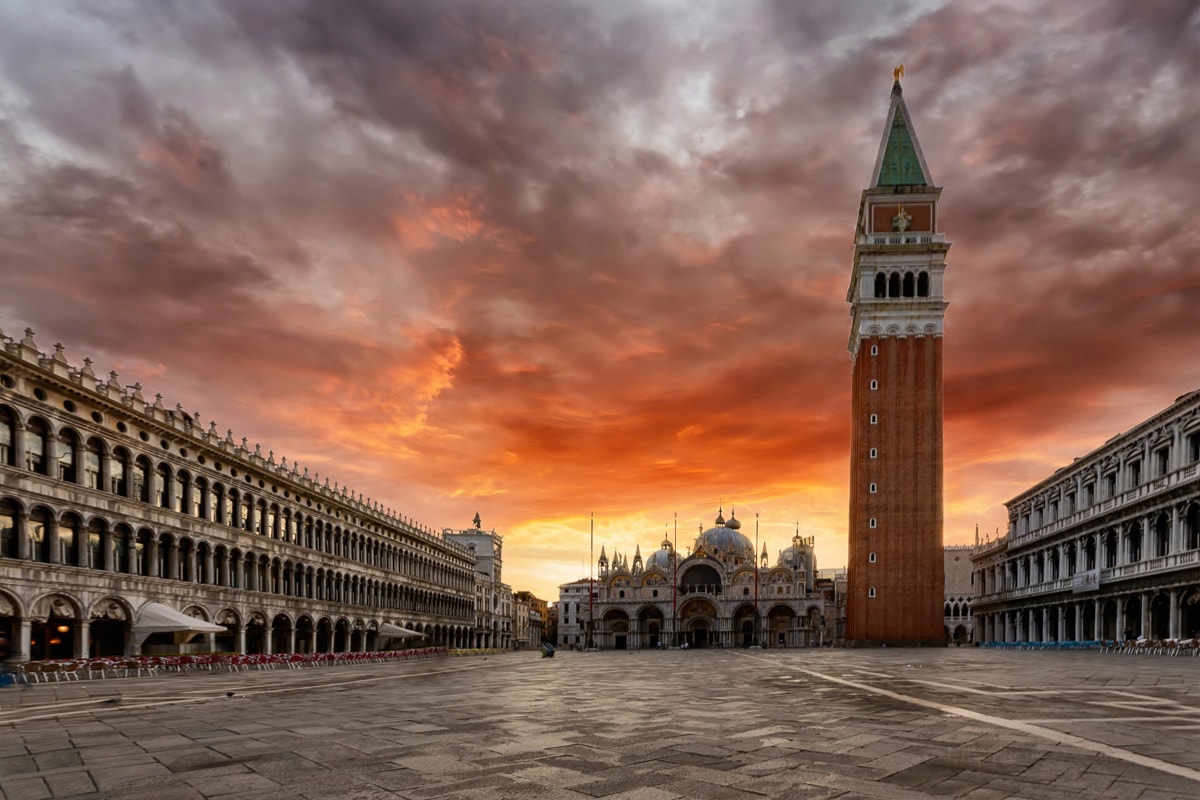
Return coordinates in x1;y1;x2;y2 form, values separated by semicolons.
1;648;1199;799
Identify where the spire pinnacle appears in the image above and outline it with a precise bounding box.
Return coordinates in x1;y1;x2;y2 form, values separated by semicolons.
871;73;932;188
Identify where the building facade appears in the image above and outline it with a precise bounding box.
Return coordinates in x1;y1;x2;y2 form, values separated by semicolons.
554;578;592;649
513;590;544;650
0;327;477;661
580;509;842;649
846;76;948;645
444;524;512;648
972;390;1200;643
944;545;974;644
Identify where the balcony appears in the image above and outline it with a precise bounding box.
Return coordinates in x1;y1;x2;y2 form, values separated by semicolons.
1006;462;1199;549
974;549;1200;605
857;233;946;246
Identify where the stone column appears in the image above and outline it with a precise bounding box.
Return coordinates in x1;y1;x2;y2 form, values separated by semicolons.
11;421;25;475
286;627;296;655
47;522;61;565
74;620;89;659
1142;592;1152;638
102;531;114;572
74;527;88;568
126;535;137;575
1169;589;1180;640
236;626;247;655
15;509;29;560
203;549;215;586
1171;505;1182;554
1116;600;1125;640
15;618;31;662
98;449;111;496
166;541;179;581
1093;600;1102;641
147;538;160;578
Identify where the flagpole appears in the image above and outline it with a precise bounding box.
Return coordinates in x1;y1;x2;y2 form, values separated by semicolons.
755;512;760;648
672;512;678;648
589;512;594;650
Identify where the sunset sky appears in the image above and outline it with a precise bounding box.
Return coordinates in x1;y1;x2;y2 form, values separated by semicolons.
1;1;1197;601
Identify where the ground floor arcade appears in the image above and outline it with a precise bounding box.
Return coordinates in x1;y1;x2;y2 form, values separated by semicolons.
592;599;831;650
0;587;473;661
975;583;1200;643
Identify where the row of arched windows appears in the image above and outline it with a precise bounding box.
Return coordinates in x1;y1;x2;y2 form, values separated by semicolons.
873;270;930;298
977;505;1200;595
0;405;472;592
0;499;471;619
944;600;972;618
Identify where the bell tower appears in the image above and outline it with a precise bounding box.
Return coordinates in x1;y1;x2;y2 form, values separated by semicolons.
846;73;948;645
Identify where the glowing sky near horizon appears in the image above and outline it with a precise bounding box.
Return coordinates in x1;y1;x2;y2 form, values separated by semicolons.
0;1;1197;601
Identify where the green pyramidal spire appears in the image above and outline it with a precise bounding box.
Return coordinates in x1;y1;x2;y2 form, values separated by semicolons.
872;81;931;188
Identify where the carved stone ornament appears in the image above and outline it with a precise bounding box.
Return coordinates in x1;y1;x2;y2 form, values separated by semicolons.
217;610;239;626
248;611;267;627
0;595;14;616
91;600;127;621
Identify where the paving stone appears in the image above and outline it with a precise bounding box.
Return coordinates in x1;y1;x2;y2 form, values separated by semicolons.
42;772;95;797
3;651;1200;799
0;778;51;800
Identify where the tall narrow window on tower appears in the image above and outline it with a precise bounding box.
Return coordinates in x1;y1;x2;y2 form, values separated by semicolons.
845;71;949;646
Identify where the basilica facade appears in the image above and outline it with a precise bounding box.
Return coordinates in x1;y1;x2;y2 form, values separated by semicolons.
0;326;478;661
586;509;842;649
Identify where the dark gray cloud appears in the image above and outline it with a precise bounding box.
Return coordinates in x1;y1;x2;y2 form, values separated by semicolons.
0;0;1197;595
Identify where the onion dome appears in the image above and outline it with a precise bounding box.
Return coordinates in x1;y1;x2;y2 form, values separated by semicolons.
727;509;741;530
715;507;726;527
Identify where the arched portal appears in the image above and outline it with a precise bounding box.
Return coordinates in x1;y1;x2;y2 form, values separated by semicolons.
334;619;350;652
30;593;83;660
1150;594;1170;640
88;597;132;657
295;616;315;654
637;606;664;649
1183;587;1200;639
767;605;797;647
245;612;268;655
1101;600;1118;641
272;614;292;654
603;609;629;650
732;603;758;647
316;618;333;653
678;597;717;649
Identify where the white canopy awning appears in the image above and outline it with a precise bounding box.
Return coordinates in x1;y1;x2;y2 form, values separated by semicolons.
378;623;423;639
134;602;227;645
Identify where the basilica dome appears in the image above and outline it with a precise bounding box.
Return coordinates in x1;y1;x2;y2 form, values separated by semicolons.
695;524;754;560
777;544;808;569
646;539;674;570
